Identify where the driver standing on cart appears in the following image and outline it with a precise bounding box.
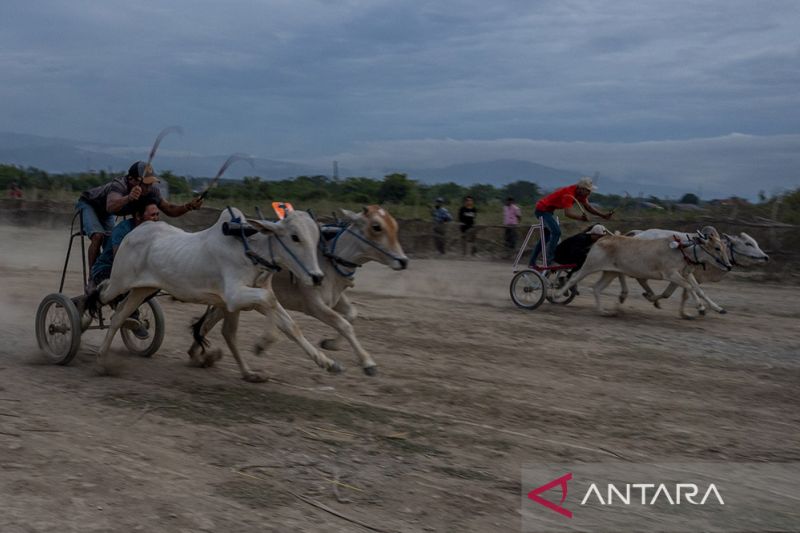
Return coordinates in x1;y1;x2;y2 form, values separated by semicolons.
75;161;202;285
529;176;612;268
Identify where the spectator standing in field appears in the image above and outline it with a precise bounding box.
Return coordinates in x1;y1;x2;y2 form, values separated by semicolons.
431;197;452;254
458;195;478;256
503;196;522;254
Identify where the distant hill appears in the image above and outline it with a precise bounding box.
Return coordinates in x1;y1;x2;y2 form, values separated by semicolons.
0;131;316;179
406;159;584;190
0;131;694;198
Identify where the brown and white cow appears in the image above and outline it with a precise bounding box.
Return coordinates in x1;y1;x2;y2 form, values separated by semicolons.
188;205;409;375
559;230;732;318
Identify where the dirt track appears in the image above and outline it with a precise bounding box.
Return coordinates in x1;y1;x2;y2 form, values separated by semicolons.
1;225;799;532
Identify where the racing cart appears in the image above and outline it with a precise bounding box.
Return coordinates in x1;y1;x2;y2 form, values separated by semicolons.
509;218;579;310
34;211;165;365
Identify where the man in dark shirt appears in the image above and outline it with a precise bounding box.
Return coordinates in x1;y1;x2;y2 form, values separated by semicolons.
458;195;478;256
76;161;203;275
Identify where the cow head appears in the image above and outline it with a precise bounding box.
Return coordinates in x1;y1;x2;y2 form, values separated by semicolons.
723;232;769;265
248;210;324;286
338;206;409;270
693;230;732;271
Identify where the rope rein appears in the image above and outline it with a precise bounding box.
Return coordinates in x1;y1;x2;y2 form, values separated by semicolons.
321;221;404;278
224;206;320;278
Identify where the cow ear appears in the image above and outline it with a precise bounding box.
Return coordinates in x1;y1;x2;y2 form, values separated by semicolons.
247;218;281;234
337;208;361;222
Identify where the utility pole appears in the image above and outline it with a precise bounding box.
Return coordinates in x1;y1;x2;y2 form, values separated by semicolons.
333;160;339;180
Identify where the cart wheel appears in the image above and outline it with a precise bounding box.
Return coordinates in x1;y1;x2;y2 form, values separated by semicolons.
120;298;165;358
545;270;578;305
35;293;82;365
510;269;547;310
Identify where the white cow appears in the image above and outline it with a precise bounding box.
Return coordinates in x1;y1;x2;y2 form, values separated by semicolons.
559;231;732;318
95;208;342;381
621;228;769;314
188;205;409;376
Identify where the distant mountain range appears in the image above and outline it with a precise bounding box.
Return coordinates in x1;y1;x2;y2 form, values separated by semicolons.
0;131;693;197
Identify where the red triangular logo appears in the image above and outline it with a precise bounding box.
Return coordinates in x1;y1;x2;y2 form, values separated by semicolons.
527;472;573;518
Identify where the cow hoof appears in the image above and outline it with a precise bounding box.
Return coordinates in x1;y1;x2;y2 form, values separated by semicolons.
202;349;223;368
243;372;268;383
718;309;727;314
681;314;695;320
699;309;706;316
653;301;662;309
618;295;627;304
363;365;378;377
328;361;344;374
320;339;343;351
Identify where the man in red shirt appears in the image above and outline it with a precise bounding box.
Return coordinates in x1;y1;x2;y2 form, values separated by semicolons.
529;177;612;267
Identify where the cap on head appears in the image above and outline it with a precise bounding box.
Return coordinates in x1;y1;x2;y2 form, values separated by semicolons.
586;224;608;236
435;197;444;203
577;177;596;191
128;161;160;185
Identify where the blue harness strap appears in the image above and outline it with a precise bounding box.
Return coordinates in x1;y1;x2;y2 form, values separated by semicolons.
224;206;281;272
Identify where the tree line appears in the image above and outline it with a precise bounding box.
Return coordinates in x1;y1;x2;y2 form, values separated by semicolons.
1;163;797;218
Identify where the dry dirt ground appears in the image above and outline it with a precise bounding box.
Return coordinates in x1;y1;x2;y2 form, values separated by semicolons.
1;225;799;532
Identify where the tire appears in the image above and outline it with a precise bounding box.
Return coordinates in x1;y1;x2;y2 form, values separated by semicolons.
510;269;547;310
120;298;165;358
545;270;578;305
35;293;82;365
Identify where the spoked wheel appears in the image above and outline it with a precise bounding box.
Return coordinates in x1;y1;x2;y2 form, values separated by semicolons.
510;269;547;310
120;298;165;358
545;270;578;305
35;293;82;365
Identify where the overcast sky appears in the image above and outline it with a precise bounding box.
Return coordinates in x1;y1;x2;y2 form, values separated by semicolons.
1;0;799;196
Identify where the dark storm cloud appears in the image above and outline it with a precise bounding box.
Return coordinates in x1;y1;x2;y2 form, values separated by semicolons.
1;0;798;193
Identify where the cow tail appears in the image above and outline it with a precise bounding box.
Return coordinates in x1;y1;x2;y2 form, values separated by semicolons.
190;307;212;353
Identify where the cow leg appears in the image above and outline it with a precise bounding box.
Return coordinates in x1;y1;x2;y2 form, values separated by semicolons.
220;310;267;383
593;271;619;316
95;287;153;375
686;273;726;314
679;288;690;318
664;272;706;319
617;275;629;303
321;294;356;351
306;293;377;376
636;279;662;308
187;306;225;368
559;263;597;297
253;313;279;357
256;293;344;374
